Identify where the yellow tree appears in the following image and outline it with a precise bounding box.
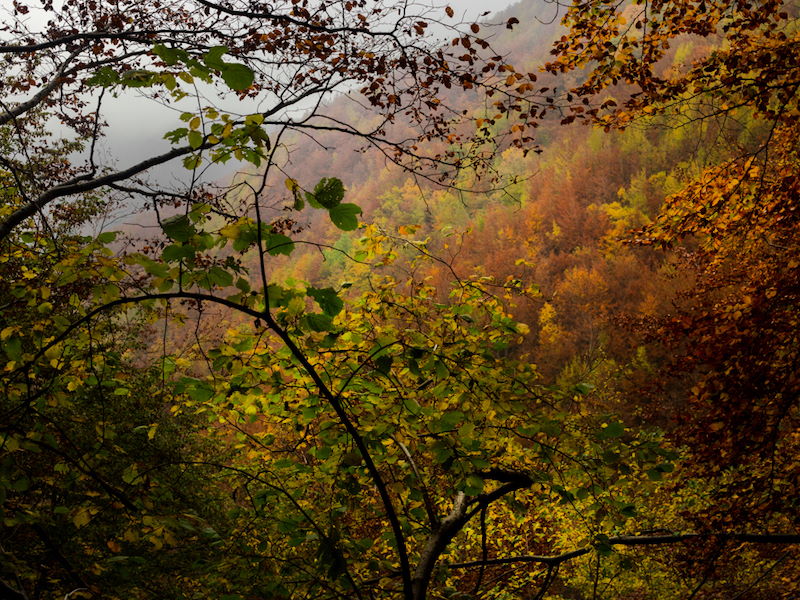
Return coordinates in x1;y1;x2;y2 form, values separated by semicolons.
539;0;800;596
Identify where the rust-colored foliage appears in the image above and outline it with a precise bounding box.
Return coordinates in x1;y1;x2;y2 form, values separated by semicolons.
545;0;800;535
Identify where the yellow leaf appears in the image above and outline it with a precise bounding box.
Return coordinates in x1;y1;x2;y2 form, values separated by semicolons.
73;507;92;528
123;529;139;543
219;222;241;239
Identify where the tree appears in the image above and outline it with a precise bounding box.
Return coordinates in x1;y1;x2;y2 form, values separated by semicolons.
2;1;799;599
0;2;635;598
541;0;800;595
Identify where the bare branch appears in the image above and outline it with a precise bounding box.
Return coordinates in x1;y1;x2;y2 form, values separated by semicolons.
0;143;208;243
0;50;81;127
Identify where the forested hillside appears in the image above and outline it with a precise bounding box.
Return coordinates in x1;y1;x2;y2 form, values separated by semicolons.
1;1;798;599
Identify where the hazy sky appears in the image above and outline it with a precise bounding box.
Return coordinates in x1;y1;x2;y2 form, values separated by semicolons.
93;0;525;187
452;0;519;18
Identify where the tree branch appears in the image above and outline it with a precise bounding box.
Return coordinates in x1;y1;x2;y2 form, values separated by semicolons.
448;533;800;569
0;143;207;243
11;288;414;600
0;50;81;127
195;0;395;37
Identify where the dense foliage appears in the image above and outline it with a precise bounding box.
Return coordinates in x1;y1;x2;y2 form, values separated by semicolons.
1;1;798;599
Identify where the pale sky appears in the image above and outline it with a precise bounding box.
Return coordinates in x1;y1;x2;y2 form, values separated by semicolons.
92;0;524;185
452;0;519;19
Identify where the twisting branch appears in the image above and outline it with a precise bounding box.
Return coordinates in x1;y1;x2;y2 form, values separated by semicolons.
0;50;82;127
533;564;559;600
9;288;415;600
412;491;468;600
259;302;415;600
196;0;396;37
0;142;212;243
0;29;213;53
391;435;440;531
0;579;27;600
448;533;800;569
412;470;535;600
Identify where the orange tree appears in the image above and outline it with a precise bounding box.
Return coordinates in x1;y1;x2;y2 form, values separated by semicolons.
542;0;800;596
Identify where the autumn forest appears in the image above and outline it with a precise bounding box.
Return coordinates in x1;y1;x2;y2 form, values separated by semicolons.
1;0;798;599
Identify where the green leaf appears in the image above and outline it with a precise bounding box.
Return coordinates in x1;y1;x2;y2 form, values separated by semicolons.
141;258;170;279
266;233;295;256
183;379;214;402
646;468;663;481
601;450;620;465
183;154;202;170
433;410;464;433
434;359;449;380
207;266;234;288
266;284;287;308
539;419;562;436
220;63;255;91
161;214;196;242
306;314;333;332
302;405;320;423
120;69;156;87
245;113;264;126
87;66;120;86
162;244;196;262
596;420;624;440
308;178;345;209
307;287;343;317
4;337;22;361
231;225;257;252
203;46;229;70
164;127;188;144
464;474;485;496
407;358;422;378
188;130;204;149
595;540;615;556
96;231;117;244
152;43;183;66
375;354;393;375
432;442;454;465
574;382;595;395
328;203;362;231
